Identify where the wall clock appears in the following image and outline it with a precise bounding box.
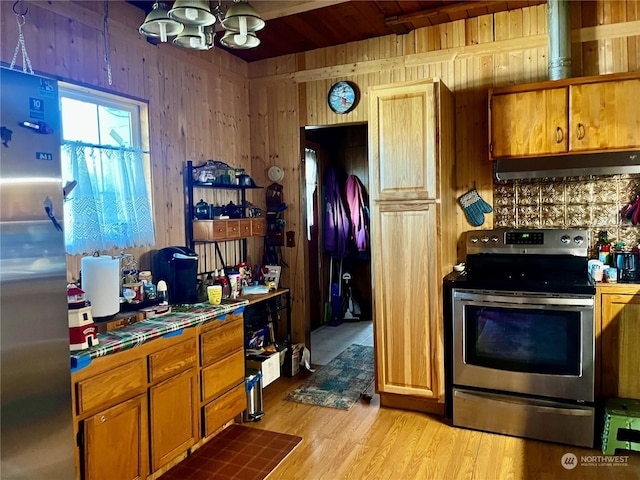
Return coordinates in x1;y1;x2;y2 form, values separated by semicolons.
328;81;359;114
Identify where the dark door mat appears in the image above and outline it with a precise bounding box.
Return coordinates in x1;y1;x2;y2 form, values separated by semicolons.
159;424;302;480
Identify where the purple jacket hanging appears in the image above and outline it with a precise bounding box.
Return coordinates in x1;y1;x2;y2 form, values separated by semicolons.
324;167;349;258
345;175;368;252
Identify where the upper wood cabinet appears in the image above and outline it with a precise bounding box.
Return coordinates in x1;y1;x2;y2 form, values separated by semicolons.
569;78;640;152
490;87;568;158
369;80;440;201
489;72;640;160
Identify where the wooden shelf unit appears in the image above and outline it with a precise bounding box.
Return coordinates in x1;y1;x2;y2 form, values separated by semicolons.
184;160;264;274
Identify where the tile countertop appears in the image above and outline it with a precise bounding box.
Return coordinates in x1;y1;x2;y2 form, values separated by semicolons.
70;299;248;372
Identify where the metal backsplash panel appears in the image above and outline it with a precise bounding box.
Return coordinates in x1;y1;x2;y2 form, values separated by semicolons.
494;172;640;254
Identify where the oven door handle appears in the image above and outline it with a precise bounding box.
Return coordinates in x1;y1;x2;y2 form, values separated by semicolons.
453;290;594;308
454;390;594;415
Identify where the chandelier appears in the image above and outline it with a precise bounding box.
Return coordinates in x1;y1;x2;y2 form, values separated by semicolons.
139;0;265;50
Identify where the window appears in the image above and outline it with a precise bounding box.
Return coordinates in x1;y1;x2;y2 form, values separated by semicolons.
59;84;155;254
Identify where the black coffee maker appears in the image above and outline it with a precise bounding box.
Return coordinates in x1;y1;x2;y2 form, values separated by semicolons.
614;250;639;282
154;247;199;304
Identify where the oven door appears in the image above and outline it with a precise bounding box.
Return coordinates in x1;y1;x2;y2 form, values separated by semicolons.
452;289;595;402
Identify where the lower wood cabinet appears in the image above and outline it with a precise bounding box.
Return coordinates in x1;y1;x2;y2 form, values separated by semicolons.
83;394;148;480
598;285;640;399
199;314;245;440
201;350;245;402
203;383;246;437
72;314;247;480
149;368;198;472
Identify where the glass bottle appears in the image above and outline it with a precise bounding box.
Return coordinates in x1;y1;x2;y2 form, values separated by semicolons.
218;268;231;299
596;231;611;265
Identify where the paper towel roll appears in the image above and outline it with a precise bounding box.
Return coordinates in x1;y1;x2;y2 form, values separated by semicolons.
81;255;120;318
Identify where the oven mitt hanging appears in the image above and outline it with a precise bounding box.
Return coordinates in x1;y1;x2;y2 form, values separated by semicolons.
458;188;493;227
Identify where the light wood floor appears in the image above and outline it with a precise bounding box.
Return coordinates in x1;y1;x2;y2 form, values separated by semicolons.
251;373;640;480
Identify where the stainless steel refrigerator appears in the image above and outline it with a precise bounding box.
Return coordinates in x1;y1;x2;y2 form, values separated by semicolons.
1;68;75;479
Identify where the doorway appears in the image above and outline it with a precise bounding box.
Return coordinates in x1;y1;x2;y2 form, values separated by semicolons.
303;124;373;365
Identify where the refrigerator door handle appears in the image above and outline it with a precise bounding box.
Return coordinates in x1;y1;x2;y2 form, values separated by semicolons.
44;196;63;231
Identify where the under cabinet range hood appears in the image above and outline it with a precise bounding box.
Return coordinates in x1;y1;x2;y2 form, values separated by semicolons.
495;151;640;180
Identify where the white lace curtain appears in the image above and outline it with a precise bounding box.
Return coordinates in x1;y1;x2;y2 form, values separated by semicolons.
62;141;155;255
305;148;318;240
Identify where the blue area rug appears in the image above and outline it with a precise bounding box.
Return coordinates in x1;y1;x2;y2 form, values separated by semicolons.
284;344;374;410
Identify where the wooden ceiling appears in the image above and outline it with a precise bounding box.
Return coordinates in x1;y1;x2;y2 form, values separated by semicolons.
131;0;547;62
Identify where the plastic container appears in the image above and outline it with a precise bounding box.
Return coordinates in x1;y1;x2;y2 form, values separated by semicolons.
138;271;152;285
243;369;264;422
157;280;169;305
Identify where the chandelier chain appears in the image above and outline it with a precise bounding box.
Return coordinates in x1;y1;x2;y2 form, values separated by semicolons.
9;8;33;74
103;0;113;86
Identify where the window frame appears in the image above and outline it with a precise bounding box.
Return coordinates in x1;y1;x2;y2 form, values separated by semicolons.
58;82;154;252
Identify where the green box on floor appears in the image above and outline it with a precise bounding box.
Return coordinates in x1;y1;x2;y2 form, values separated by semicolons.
602;397;640;455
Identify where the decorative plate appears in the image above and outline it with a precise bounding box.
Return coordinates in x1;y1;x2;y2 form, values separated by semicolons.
328;81;359;114
268;165;284;183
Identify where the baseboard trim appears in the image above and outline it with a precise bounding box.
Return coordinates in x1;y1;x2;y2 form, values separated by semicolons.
379;392;445;416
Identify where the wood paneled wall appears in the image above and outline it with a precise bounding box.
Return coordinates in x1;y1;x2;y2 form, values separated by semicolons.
0;0;253;280
248;1;640;346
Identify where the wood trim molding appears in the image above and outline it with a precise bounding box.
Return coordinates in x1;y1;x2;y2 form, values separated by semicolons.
249;20;640;83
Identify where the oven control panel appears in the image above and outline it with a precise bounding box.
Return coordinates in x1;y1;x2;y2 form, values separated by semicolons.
505;231;544;245
466;229;590;256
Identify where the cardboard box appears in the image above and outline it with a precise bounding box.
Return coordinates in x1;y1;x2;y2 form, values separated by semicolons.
246;352;280;387
284;343;304;377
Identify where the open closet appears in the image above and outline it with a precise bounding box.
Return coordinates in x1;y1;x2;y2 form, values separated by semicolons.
303;124;372;358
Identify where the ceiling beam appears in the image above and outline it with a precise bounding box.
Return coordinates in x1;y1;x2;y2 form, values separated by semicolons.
251;0;351;21
385;1;495;28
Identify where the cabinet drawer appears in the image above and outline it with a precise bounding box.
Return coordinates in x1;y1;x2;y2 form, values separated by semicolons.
148;339;196;383
239;219;252;237
203;383;245;437
226;220;240;239
193;220;229;241
251;218;265;236
200;318;244;367
201;350;245;402
76;359;146;415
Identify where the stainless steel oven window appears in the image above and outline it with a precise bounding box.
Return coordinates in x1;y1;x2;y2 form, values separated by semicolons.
452;289;595;402
463;304;582;375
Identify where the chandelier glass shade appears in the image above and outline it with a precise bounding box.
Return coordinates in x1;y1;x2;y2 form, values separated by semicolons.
139;2;184;43
221;1;265;32
173;25;216;50
169;0;216;26
138;0;264;50
220;30;260;49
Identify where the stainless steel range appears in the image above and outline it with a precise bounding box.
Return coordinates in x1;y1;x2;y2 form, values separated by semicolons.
446;228;596;448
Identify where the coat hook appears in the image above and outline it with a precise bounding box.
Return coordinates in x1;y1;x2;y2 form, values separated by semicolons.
13;0;28;16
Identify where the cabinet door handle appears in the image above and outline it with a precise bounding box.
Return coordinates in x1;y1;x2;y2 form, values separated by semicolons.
576;123;585;140
100;415;106;423
555;126;564;144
